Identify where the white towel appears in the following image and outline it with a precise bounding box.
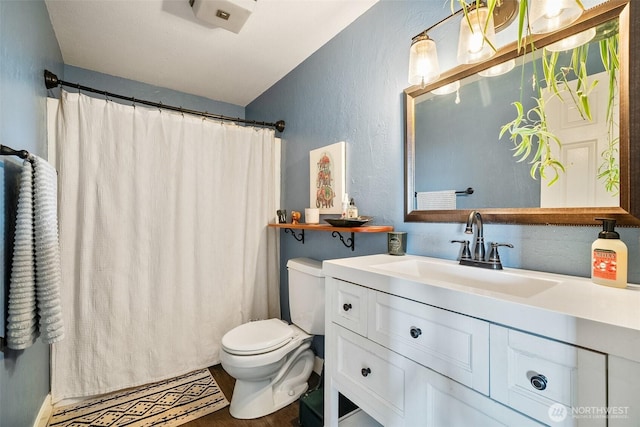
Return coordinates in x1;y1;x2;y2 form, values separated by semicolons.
33;156;65;343
6;160;38;349
6;157;64;349
417;190;457;210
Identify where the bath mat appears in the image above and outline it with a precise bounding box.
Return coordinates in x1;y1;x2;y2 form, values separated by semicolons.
47;368;229;427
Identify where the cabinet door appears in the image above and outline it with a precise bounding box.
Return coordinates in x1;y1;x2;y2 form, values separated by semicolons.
331;324;411;426
421;365;543;427
490;325;606;427
609;355;640;427
367;289;490;394
332;324;541;427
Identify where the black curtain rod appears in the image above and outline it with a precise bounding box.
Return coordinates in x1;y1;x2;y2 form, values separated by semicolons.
43;70;285;133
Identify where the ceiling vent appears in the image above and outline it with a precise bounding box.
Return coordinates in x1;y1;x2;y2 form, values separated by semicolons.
190;0;257;34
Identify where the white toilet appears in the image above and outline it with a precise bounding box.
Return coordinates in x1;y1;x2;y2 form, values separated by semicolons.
220;257;325;419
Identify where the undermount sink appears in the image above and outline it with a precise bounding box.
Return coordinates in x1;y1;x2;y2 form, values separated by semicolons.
371;259;560;298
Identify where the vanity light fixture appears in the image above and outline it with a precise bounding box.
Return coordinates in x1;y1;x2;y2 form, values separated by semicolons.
545;27;596;52
409;0;519;87
457;5;496;64
409;33;441;87
409;1;587;86
529;0;583;34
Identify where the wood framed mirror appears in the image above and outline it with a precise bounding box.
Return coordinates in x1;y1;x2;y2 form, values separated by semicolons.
404;0;639;225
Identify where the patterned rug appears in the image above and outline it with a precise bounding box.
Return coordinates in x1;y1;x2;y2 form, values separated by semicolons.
47;368;229;427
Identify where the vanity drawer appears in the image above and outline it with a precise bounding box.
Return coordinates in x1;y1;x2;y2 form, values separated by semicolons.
331;324;542;427
331;279;368;336
490;325;606;427
333;324;407;424
367;289;490;394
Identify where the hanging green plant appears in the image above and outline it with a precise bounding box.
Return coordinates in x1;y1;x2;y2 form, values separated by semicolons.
597;32;620;194
499;97;565;185
544;43;599;122
500;42;609;186
452;0;582;185
497;46;566;186
451;0;619;192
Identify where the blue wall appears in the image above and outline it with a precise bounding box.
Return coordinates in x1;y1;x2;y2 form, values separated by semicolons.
0;1;63;426
247;0;640;331
63;65;244;118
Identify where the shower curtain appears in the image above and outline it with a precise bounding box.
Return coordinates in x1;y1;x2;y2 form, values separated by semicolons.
51;91;280;402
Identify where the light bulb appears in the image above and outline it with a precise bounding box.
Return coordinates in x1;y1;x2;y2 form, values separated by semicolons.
457;6;496;64
544;3;562;19
468;32;485;54
529;0;583;34
409;35;440;86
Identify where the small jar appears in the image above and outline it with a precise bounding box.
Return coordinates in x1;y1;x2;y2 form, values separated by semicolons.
346;198;358;219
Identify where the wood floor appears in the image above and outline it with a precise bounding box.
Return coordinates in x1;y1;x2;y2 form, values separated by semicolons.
181;364;318;427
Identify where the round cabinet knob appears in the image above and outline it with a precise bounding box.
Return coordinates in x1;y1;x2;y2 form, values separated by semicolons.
410;327;422;339
343;303;352;312
530;374;548;391
361;367;371;377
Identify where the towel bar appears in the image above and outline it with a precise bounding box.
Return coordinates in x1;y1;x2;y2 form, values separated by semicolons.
0;144;32;161
414;187;474;197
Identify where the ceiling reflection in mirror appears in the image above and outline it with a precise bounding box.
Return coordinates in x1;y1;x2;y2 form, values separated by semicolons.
404;0;639;225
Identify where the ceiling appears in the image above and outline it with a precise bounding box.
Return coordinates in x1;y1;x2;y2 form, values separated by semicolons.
45;0;379;107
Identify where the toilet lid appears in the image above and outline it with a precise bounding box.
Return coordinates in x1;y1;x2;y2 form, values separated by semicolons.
222;318;295;355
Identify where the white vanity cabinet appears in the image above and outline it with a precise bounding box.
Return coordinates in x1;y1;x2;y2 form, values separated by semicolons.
325;277;542;427
323;254;640;427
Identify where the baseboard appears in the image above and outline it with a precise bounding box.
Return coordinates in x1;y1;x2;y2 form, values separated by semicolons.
313;356;324;376
33;393;52;427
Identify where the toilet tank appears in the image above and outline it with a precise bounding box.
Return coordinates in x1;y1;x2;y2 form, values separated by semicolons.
287;258;325;335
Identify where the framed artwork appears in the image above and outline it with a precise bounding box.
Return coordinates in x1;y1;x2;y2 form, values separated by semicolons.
309;141;346;214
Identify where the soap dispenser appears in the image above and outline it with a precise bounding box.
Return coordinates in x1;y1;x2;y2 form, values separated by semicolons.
341;193;349;219
591;218;627;288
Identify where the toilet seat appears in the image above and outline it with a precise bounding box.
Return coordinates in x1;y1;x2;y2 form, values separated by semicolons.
222;318;295;355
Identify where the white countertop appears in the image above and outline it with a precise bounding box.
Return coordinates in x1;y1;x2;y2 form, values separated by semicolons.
323;254;640;362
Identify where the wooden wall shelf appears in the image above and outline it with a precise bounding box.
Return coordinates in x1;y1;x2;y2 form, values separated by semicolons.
268;223;394;251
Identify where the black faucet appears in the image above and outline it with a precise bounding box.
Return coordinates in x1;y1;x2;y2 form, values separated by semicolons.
465;210;485;261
